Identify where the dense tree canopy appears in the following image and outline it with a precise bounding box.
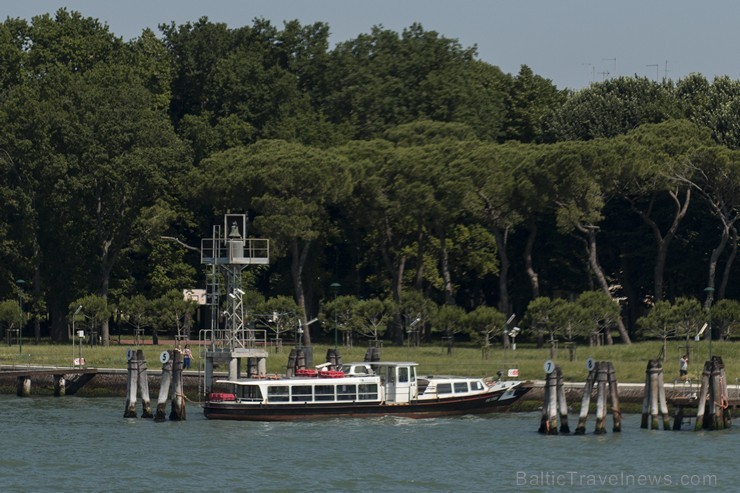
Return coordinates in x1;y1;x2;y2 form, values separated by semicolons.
2;9;740;351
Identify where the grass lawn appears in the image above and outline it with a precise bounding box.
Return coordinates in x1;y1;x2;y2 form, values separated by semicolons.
1;337;737;385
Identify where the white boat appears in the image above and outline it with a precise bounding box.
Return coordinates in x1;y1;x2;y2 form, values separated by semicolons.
203;361;530;421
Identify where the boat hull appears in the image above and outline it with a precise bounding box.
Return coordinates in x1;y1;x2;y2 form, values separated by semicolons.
203;385;530;421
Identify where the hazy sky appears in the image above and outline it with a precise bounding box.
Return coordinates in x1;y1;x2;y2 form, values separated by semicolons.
4;1;740;90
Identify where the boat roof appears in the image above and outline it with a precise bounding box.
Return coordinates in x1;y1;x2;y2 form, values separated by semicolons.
344;361;418;367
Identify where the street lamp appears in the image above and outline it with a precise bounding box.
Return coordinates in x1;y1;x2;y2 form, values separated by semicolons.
704;286;715;359
16;279;25;355
330;283;341;348
72;305;83;366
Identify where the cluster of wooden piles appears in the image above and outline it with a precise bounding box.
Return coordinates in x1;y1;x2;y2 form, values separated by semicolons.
123;349;186;422
539;361;621;435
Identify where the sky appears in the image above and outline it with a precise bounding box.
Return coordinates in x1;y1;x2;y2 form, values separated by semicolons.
4;0;740;90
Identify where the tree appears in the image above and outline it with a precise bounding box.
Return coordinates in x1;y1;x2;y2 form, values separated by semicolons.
637;300;678;361
320;294;359;347
576;291;622;346
620;121;711;302
466;305;505;357
679;147;740;308
0;299;20;340
119;294;154;340
433;304;466;354
548;140;632;343
254;296;301;348
462;142;524;323
152;290;197;340
195;140;353;346
352;298;395;342
710;299;740;340
503;65;563;143
543;76;679;142
523;297;566;356
69;294;112;344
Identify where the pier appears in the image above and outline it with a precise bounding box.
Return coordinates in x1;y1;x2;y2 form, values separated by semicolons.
0;367;98;396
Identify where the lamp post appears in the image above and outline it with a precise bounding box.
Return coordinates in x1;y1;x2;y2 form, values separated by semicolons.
705;286;715;359
16;279;25;355
72;305;83;366
330;282;341;348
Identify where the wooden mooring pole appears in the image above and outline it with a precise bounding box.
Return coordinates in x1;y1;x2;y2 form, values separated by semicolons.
539;364;568;434
124;349;154;418
575;361;620;434
695;356;731;431
154;351;173;422
123;352;138;418
640;359;670;430
169;349;186;421
136;349;153;418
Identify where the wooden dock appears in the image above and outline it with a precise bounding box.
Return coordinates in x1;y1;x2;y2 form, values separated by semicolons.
0;367;98;397
670;395;740;430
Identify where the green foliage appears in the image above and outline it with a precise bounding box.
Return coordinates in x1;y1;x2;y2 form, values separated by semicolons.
253;296;301;343
466;305;505;347
69;294;112;334
0;299;20;331
523;297;566;342
711;299;740;338
5;11;740;350
151;289;197;338
353;298;395;341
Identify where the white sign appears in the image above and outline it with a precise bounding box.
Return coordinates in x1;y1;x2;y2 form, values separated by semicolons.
160;351;171;364
507;368;519;377
183;289;207;305
586;358;596;372
544;359;555;374
126;348;133;361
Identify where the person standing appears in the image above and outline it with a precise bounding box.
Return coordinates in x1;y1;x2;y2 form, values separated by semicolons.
183;344;193;370
679;354;689;381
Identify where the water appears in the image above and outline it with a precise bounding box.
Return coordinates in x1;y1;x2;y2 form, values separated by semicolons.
0;396;738;492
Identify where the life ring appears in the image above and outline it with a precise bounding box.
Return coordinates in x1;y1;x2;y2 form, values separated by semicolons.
208;393;235;402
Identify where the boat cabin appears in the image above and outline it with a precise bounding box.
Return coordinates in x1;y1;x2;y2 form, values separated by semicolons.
217;362;424;405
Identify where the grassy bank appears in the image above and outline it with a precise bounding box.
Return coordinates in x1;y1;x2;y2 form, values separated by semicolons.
1;339;736;384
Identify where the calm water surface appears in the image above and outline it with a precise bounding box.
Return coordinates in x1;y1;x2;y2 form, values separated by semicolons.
0;395;738;492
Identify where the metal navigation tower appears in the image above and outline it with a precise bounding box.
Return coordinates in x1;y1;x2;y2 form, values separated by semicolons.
200;214;270;393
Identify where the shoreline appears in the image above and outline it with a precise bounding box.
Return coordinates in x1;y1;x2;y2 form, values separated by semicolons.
0;367;718;405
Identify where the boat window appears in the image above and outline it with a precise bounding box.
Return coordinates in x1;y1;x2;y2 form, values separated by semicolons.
315;385;335;401
437;383;452;394
387;367;396;383
454;382;469;393
238;385;262;401
358;384;378;400
337;384;356;401
398;367;409;383
267;386;289;402
291;385;313;402
471;381;483;391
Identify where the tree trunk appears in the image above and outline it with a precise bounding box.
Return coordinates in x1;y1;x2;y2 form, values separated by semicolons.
493;226;512;349
414;223;424;290
630;189;690;302
439;229;454;305
718;225;737;300
493;226;510;317
523;220;540;299
291;238;312;346
579;224;632;344
704;223;729;309
379;223;406;345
